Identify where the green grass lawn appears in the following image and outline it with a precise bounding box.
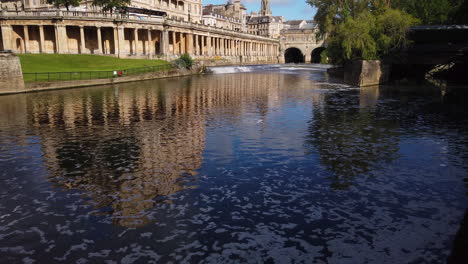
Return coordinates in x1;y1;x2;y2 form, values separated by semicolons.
18;54;169;73
18;54;171;82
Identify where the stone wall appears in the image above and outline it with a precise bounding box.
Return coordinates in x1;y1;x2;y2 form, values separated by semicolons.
0;53;25;93
344;60;390;87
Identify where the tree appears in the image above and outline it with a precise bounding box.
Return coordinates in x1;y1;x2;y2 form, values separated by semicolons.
450;0;468;24
307;0;418;64
391;0;452;24
92;0;131;13
46;0;80;11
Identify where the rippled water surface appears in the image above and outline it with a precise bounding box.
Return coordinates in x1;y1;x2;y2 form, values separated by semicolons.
0;65;467;263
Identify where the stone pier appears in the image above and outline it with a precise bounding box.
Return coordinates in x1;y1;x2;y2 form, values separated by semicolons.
0;52;25;93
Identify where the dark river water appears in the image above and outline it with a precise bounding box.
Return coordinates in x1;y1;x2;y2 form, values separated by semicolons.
0;65;467;263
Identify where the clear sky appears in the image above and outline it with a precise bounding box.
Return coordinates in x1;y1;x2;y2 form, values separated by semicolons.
203;0;317;21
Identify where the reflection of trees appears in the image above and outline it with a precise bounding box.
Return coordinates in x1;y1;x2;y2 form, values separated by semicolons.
306;90;399;190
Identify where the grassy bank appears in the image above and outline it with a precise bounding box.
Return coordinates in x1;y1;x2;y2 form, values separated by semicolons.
18;54;171;82
18;54;168;73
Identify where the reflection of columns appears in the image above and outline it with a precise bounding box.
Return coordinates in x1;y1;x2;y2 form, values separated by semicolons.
23;26;29;53
79;26;86;54
38;25;44;53
134;28;138;55
97;26;102;54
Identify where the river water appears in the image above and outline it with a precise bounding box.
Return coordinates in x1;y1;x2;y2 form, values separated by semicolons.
0;65;467;263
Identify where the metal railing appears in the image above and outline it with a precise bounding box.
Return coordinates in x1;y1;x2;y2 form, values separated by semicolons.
23;64;173;83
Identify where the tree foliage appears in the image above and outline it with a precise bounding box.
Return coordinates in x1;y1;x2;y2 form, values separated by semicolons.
308;0;418;65
391;0;453;24
451;0;468;24
46;0;80;11
92;0;131;12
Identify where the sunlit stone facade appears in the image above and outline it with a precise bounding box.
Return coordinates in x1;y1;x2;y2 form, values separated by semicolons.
246;0;284;39
0;10;280;63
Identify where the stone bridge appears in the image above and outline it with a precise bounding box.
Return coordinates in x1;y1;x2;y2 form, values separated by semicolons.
279;27;325;63
0;10;280;64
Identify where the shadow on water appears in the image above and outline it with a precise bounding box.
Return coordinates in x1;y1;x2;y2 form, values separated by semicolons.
305;86;400;190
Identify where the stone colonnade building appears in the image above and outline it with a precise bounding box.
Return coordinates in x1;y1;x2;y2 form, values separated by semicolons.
0;10;280;63
1;0;204;23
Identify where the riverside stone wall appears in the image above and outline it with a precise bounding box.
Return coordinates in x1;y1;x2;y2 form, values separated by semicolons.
344;60;390;87
0;53;25;93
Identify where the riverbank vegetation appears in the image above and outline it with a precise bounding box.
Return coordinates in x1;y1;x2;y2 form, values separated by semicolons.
307;0;418;65
18;54;168;73
307;0;467;65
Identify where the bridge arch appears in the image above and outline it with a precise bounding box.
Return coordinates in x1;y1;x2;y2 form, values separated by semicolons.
285;47;305;63
311;47;326;63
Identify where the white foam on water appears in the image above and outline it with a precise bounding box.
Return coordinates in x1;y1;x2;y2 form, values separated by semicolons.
207;64;336;74
207;64;280;74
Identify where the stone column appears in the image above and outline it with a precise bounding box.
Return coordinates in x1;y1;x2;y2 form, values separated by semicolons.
186;33;193;55
201;36;205;56
116;26;125;58
195;34;199;55
181;33;186;54
207;36;212;56
147;29;153;56
0;25;12;51
56;24;68;54
97;26;102;54
23;26;30;53
220;38;224;56
79;26;86;54
134;28;138;55
232;40;235;56
38;25;45;53
161;30;168;55
172;31;177;54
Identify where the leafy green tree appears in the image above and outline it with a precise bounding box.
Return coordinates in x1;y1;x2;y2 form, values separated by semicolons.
308;0;418;64
46;0;80;11
391;0;452;24
326;12;379;64
93;0;131;12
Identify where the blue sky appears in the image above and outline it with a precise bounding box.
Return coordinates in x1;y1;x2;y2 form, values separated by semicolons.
203;0;317;21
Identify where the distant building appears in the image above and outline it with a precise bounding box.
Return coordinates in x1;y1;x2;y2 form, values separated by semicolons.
202;0;247;32
246;0;284;39
0;0;204;23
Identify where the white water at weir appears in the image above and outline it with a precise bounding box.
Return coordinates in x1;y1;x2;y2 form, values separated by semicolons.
207;64;333;74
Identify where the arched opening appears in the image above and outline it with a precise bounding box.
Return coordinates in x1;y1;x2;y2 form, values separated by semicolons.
285;48;304;63
311;47;326;63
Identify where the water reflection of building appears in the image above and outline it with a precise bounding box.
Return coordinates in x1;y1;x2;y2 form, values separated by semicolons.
21;72;289;227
